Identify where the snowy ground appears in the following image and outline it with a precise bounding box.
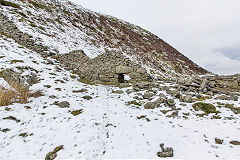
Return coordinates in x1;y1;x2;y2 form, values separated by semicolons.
1;35;240;160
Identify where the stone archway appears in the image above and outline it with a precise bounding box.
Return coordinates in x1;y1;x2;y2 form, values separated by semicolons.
118;74;125;83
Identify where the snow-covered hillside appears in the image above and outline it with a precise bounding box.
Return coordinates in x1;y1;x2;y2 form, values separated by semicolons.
0;34;240;159
0;0;207;75
0;0;240;159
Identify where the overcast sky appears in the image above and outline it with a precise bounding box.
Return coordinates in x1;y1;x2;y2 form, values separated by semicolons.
70;0;240;75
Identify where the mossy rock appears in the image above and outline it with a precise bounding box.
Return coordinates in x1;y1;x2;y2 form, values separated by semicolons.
224;104;234;109
71;109;83;116
161;110;170;114
19;133;28;137
72;89;87;93
225;104;240;114
100;81;119;86
112;90;124;94
192;103;219;114
183;112;190;116
10;60;24;64
78;76;95;85
128;100;141;106
217;102;225;106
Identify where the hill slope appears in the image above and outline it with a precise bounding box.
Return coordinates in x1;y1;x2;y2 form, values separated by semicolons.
0;0;240;160
0;0;207;76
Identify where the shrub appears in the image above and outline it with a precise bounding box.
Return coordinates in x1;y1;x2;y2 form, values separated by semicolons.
0;81;43;106
0;87;16;106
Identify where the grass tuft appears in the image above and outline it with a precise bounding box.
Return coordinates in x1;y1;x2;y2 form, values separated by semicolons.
0;81;43;106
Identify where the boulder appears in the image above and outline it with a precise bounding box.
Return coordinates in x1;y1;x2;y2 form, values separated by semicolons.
134;82;152;90
230;141;240;145
157;144;174;158
154;97;164;106
200;79;207;91
0;69;24;86
82;95;92;100
144;102;156;109
116;66;133;74
183;95;192;103
166;99;175;106
215;138;224;144
136;68;147;74
230;95;239;101
57;101;70;108
143;92;154;99
215;95;229;100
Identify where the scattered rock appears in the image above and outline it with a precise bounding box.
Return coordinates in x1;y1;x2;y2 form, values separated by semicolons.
56;101;70;108
3;116;20;123
19;133;28;137
192;103;218;114
181;95;192;103
215;95;229;100
230;95;239;101
154;97;164;106
24;106;31;109
72;89;88;93
166;99;176;107
45;145;64;160
134;82;152;90
143;92;154;99
128;100;141;106
112;90;124;94
82;95;92;100
44;85;51;88
49;95;57;99
144;102;156;109
157;143;174;158
45;59;54;64
0;128;10;133
71;109;83;116
215;138;224;144
230;141;240;145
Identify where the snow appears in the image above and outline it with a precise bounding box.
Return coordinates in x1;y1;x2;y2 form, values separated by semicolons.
0;35;240;159
0;1;240;159
1;0;106;59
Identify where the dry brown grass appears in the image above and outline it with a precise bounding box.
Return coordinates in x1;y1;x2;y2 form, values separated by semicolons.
0;87;16;106
0;81;43;107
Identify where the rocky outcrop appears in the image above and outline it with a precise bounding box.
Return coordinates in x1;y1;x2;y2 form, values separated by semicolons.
0;68;39;87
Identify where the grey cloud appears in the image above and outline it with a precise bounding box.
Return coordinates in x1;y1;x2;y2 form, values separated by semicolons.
216;48;240;60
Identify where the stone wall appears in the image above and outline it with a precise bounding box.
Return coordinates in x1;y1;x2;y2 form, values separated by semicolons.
179;74;240;94
56;50;152;83
207;74;240;92
0;12;49;56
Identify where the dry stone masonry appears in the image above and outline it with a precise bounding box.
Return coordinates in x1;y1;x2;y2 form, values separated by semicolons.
0;12;49;56
56;50;152;83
